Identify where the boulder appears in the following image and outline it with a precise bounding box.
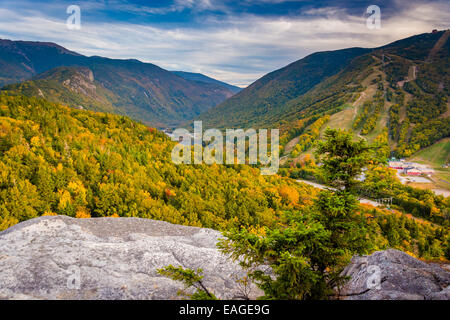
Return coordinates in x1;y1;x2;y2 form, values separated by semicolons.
338;249;450;300
0;216;260;300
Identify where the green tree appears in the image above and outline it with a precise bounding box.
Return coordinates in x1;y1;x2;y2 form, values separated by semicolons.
444;236;450;260
218;128;373;300
315;128;371;192
157;265;217;300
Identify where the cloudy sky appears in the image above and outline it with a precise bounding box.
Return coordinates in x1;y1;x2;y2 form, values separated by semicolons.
0;0;448;86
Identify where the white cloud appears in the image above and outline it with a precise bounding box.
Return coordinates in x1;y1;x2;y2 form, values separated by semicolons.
0;1;448;86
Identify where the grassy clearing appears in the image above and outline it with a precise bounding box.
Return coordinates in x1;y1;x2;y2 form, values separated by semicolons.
320;104;355;134
410;138;450;167
365;102;390;143
408;138;450;192
429;169;450;191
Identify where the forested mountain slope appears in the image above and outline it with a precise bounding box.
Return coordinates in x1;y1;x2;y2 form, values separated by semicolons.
171;71;242;94
0;39;237;127
2;66;118;115
196;31;449;160
0;94;448;260
196;47;370;129
0;93;315;232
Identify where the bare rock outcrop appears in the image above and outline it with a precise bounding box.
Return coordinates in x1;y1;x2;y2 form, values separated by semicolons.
0;216;260;300
338;249;450;300
1;217;448;300
62;67;97;97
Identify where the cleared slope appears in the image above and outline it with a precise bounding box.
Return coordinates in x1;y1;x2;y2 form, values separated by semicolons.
409;138;450;167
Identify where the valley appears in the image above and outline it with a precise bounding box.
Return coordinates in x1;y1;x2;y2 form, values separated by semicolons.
0;26;449;302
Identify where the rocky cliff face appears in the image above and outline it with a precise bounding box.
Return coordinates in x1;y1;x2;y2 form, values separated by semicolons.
0;216;260;300
0;216;448;300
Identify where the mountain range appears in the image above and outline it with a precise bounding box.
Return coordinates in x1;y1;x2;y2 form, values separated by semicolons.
196;30;449;161
1;31;449;161
1;27;449;299
0;39;239;127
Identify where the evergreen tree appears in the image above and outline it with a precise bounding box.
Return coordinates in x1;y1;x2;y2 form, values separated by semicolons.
314;128;371;192
219;128;373;299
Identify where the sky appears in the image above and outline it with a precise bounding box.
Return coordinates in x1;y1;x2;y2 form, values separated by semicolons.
0;0;449;87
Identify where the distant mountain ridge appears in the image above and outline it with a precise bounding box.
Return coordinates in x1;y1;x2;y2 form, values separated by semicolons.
171;71;242;94
0;38;238;127
0;39;83;86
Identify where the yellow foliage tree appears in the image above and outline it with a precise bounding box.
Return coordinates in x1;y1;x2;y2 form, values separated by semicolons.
75;208;91;219
278;186;299;206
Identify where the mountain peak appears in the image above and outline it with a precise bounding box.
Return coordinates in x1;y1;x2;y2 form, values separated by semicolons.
0;38;83;56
